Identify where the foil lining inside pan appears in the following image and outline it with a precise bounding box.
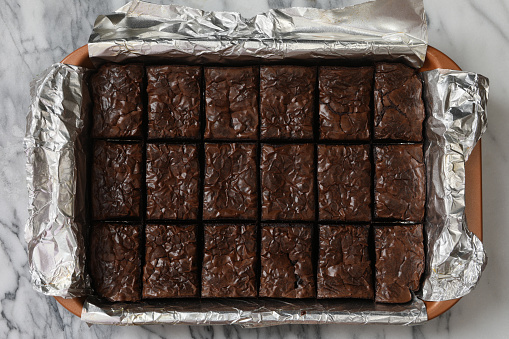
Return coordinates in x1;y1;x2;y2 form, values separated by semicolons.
81;296;427;327
420;69;488;301
24;63;91;297
88;0;427;67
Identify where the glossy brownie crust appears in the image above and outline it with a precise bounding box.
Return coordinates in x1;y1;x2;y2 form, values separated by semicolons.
374;144;426;221
259;224;315;298
90;223;141;302
205;67;259;139
375;224;425;303
147;66;201;139
260;66;316;139
88;62;430;303
319;66;373;140
374;63;425;141
146;143;200;220
92;141;142;220
259;224;316;298
143;224;199;298
203;143;257;219
318;144;371;222
318;225;373;299
91;63;144;138
202;224;257;297
261;144;315;221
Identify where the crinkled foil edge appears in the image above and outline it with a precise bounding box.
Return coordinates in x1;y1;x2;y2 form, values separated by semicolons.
81;296;427;326
24;63;91;297
419;69;489;301
88;0;427;68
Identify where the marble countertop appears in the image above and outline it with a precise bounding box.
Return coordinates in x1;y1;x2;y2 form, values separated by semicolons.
1;0;507;337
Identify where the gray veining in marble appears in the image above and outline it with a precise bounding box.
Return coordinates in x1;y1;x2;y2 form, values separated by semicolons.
1;0;508;338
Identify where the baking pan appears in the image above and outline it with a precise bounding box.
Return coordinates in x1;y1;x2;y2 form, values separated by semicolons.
54;45;483;322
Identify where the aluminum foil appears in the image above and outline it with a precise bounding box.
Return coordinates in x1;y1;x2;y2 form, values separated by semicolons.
419;69;489;301
24;63;91;297
81;296;427;326
88;0;427;68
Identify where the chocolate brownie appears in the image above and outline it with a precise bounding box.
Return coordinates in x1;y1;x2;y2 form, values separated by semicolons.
92;141;142;220
261;144;315;221
90;223;141;302
202;224;257;297
375;224;425;303
147;66;201;139
259;224;315;298
374;144;425;221
318;144;371;221
374;63;425;141
146;144;200;220
204;67;258;139
143;224;199;298
319;66;373;140
318;225;373;299
203;143;257;219
260;66;315;139
91;63;144;138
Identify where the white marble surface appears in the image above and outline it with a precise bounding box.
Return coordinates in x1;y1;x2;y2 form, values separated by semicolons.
0;0;507;337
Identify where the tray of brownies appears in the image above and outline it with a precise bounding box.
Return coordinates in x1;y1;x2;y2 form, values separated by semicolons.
25;0;488;326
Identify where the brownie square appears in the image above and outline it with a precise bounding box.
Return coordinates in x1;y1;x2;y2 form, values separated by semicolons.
259;224;315;298
92;141;142;220
261;144;315;221
147;66;201;139
375;224;425;303
202;224;257;297
203;143;257;219
91;64;144;138
260;66;315;139
318;145;371;222
204;67;258;139
90;223;141;302
318;225;373;299
374;63;425;141
319;66;373;140
146;144;200;220
143;224;199;298
374;144;425;221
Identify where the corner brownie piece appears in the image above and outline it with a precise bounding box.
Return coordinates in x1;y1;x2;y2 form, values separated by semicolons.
374;144;425;221
375;224;425;303
259;224;315;298
374;63;425;141
318;145;371;222
203;143;257;219
146;144;200;220
90;223;141;302
318;225;373;299
261;144;315;221
143;224;199;298
92;141;142;220
147;66;201;139
260;66;315;139
91;64;144;138
202;224;257;297
204;67;258;139
319;66;373;140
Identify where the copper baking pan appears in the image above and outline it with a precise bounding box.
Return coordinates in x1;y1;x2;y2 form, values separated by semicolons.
55;45;483;322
